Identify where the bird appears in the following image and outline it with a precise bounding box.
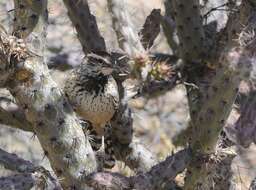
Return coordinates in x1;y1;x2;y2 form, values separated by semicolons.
64;52;119;168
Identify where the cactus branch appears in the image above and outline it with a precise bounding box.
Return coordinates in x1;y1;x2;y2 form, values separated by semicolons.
0;92;32;132
187;131;237;190
162;0;179;54
0;173;61;190
184;45;254;190
167;0;206;61
86;148;191;190
183;0;256;188
62;0;106;54
0;148;62;189
138;9;161;50
13;0;48;56
7;34;96;190
107;0;145;57
1;1;99;189
110;78;158;172
226;85;256;148
0;148;35;173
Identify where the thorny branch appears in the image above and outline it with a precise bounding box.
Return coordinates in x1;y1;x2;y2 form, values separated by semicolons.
174;0;256;189
62;0;106;54
107;0;145;57
162;0;179;54
0;148;61;190
0;90;32;132
1;1;97;189
86;148;192;190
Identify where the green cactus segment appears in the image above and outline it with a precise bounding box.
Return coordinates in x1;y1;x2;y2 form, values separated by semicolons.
185;5;255;188
191;68;239;152
184;1;256;188
13;0;47;56
189;0;256;152
168;0;206;61
8;57;97;189
63;0;106;54
177;65;240;151
184;49;251;188
182;66;239;190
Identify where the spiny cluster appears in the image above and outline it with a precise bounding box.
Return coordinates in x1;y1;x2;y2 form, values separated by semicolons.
0;26;36;84
132;54;174;81
0;27;30;64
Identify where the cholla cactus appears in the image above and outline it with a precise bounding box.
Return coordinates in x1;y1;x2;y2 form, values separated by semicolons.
0;0;255;189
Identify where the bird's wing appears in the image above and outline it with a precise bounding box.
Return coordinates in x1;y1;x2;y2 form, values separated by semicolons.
106;76;119;111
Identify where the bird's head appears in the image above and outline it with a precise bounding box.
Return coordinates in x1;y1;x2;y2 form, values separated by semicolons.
85;52;114;77
75;52;114;94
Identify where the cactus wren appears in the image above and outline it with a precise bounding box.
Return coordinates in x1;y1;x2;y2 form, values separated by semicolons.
64;53;119;168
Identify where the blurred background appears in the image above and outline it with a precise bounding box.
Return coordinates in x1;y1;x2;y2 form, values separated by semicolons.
0;0;255;189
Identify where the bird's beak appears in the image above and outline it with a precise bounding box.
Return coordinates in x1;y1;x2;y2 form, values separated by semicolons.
101;67;114;75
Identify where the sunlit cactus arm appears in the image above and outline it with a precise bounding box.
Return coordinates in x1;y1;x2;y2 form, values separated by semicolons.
181;53;248;189
191;0;256;153
107;0;145;57
8;56;98;189
13;0;48;56
173;0;255;150
0;1;99;189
